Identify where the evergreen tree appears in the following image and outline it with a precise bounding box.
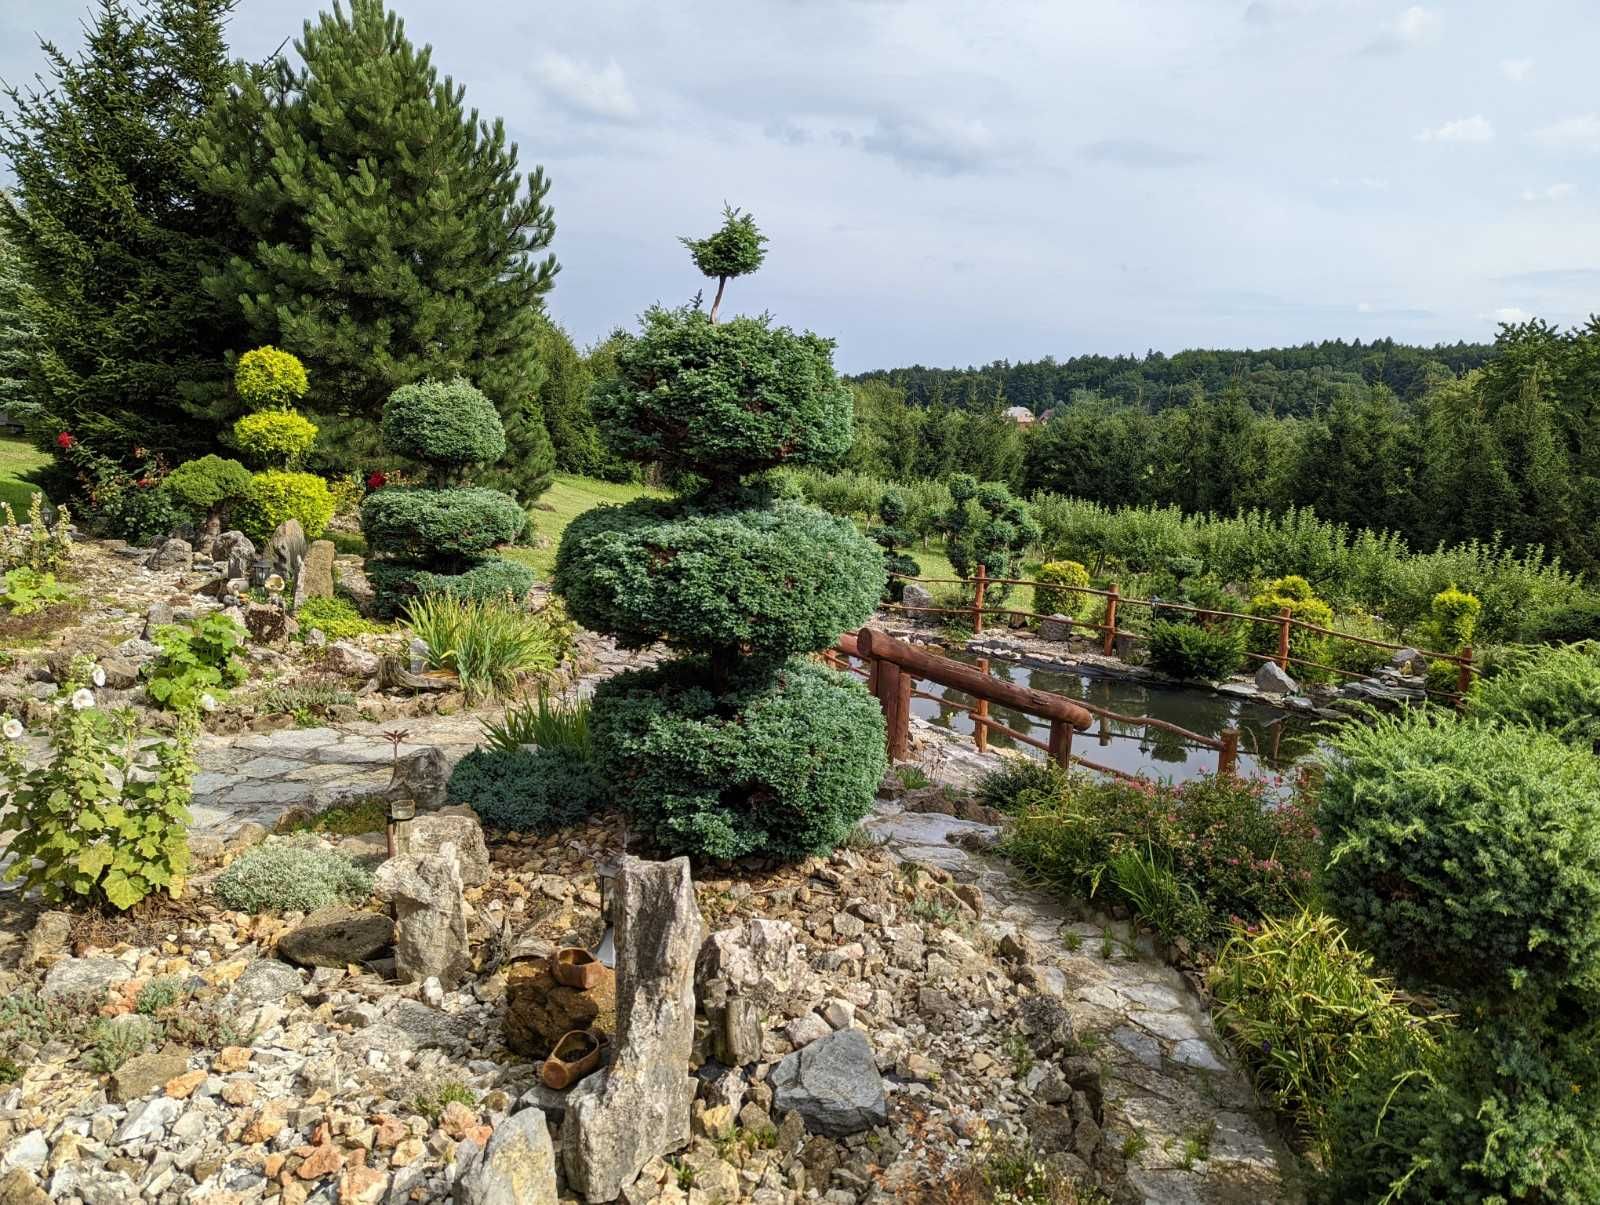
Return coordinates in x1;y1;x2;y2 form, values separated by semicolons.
0;222;37;416
192;0;558;503
0;0;239;458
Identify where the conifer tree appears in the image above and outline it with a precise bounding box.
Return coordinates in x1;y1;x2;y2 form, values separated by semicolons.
192;0;558;503
0;0;240;458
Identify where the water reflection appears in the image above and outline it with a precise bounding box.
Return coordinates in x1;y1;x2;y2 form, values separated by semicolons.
909;652;1324;782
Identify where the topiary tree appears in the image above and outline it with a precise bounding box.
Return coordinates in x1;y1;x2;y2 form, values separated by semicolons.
680;204;768;323
232;345;317;469
939;474;1040;606
873;488;919;602
362;377;532;616
161;454;254;529
556;210;886;860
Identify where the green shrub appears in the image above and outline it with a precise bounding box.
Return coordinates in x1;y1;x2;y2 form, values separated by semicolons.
1465;641;1600;749
360;486;526;561
406;594;569;703
380;378;506;469
235;345;309;409
1323;611;1392;677
147;613;247;711
1420;583;1481;652
0;659;195;910
592;658;886;861
0;567;75;615
1210;910;1441;1158
293;595;386;641
940;474;1041;605
136;977;183;1016
233;410;319;469
1521;595;1600;645
976;756;1069;814
1106;843;1207;945
1146;619;1246;681
160;455;254;525
367;557;536;619
1034;560;1093;620
1319;709;1600;996
239;470;335;540
1246;574;1333;672
446;744;602;832
481;689;590;756
555;497;884;664
212;835;374;912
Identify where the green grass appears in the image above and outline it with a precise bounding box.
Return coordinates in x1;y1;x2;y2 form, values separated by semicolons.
502;473;664;578
0;438;49;516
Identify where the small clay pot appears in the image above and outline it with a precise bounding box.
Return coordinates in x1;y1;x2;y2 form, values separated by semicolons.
541;1029;610;1090
552;946;606;990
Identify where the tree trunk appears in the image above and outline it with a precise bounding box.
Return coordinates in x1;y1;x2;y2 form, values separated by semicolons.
709;276;728;323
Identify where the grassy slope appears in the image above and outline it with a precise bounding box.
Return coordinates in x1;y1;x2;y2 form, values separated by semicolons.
0;437;48;515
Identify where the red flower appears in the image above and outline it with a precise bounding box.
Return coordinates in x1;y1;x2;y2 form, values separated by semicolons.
55;431;75;449
136;478;153;488
366;470;388;490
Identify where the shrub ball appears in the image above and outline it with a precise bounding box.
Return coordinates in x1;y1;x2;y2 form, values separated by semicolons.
160;455;253;522
361;486;526;562
380;378;506;467
446;745;602;832
239;470;335;541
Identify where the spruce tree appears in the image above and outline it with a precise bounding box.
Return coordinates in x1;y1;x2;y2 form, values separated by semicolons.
192;0;558;503
0;0;240;458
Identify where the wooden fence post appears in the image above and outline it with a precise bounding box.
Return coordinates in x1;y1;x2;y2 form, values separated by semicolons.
973;657;989;754
973;564;987;634
892;667;913;762
1048;717;1073;768
877;661;903;762
1457;646;1473;703
1276;606;1292;670
1102;584;1119;656
1219;728;1239;777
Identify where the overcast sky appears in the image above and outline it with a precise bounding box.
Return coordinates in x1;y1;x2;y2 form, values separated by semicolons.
4;0;1597;372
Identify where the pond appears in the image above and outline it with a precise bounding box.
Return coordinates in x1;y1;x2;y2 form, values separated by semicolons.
908;652;1327;783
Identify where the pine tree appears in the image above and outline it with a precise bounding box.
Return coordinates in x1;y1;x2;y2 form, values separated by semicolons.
0;0;240;458
192;0;558;503
0;223;38;417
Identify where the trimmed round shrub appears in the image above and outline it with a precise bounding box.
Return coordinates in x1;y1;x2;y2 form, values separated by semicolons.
368;557;536;619
592;307;854;479
446;745;602;831
592;658;886;860
555;498;884;658
239;470;335;541
233;410;318;469
1318;709;1600;995
212;836;373;913
160;455;253;522
360;486;526;561
1423;584;1482;652
1034;559;1093;620
1246;574;1333;667
1465;641;1600;750
381;378;506;467
234;345;308;410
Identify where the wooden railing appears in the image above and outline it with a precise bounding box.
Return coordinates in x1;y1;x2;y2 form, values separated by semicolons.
824;627;1241;779
885;564;1477;705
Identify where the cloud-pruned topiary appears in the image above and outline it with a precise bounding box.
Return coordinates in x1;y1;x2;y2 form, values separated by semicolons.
359;487;527;561
679;203;767;322
380;378;507;473
161;455;254;527
555;208;885;861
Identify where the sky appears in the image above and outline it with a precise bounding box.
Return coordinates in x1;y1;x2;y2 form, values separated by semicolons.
3;0;1598;373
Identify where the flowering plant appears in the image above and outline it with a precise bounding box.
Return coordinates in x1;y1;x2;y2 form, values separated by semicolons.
366;470;388;491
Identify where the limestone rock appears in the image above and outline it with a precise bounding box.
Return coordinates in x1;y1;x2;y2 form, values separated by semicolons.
231;959;304;1005
20;912;72;970
0;1168;49;1205
141;601;174;640
277;907;394;968
294;539;336;607
399;806;489;885
109;1044;191;1104
387;746;451;812
1039;613;1076;642
453;1108;558;1205
770;1028;887;1138
373;842;470;988
561;857;704;1203
697;918;806;1012
41;956;130;1000
244;601;292;644
1254;661;1297;695
97;656;139;690
324;640;380;678
504;960;616;1058
144;537;192;571
269;518;308;583
215;530;255;580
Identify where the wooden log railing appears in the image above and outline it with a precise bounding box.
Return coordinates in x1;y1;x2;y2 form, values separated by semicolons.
825;627;1241;779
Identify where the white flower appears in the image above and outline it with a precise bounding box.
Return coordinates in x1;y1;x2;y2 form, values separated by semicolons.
70;688;95;711
1;718;23;741
265;574;285;592
199;693;218;712
91;665;106;687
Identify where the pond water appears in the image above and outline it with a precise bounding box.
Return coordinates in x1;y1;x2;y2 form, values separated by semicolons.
908;652;1326;783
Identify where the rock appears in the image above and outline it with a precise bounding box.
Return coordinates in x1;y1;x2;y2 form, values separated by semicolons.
398;806;488;885
1038;613;1076;642
504;960;616;1058
0;1168;48;1205
216;531;256;580
706;995;762;1067
372;842;470;988
408;637;429;674
453;1108;558;1205
232;959;304;1005
20;912;72;969
269;519;308;583
244;601;292;644
1390;647;1426;675
326;641;380;678
109;1045;191;1104
141;601;175;639
0;1133;47;1176
97;656;139;690
697;919;807;1011
561;857;704;1203
277;907;395;968
294;539;337;607
144;537;192;571
1254;661;1298;695
387;747;451;812
783;1014;832;1049
900;581;937;623
41;956;131;1001
770;1029;888;1138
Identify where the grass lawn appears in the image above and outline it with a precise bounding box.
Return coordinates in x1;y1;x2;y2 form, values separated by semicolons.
501;472;663;578
0;437;49;516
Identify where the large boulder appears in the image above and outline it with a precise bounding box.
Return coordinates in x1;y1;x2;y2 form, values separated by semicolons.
386;746;451;812
504;959;616;1058
215;530;255;579
269;518;308;583
561;857;704;1202
144;537;192;572
294;539;337;607
1254;660;1298;695
398;806;489;886
277;907;394;968
373;842;470;988
900;581;937;624
454;1108;558;1205
770;1028;888;1138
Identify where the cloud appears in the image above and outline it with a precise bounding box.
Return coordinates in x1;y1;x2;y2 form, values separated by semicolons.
1496;268;1600;289
852;116;1013;175
1328;175;1391;191
1500;57;1535;82
1416;115;1494;143
1519;182;1575;202
1363;5;1440;54
1531;113;1600;154
1494;306;1533;323
534;52;639;122
763;119;811;147
1081;138;1204;168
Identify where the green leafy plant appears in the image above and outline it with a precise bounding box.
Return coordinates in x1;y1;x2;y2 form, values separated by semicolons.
446;744;601;832
1034;559;1094;620
239;469;335;541
1106;842;1207;944
413;1080;477;1123
481;689;590;755
1465;640;1600;749
212;835;374;913
0;661;195;910
1246;574;1333;672
146;613;247;711
1421;584;1481;652
0;492;73;574
1146;618;1246;681
405;594;568;703
160;454;254;527
85;1016;155;1073
976;756;1069;814
0;566;75;615
234;410;318;469
136;977;183;1015
234;345;309;409
259;679;356;725
293;595;386;641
